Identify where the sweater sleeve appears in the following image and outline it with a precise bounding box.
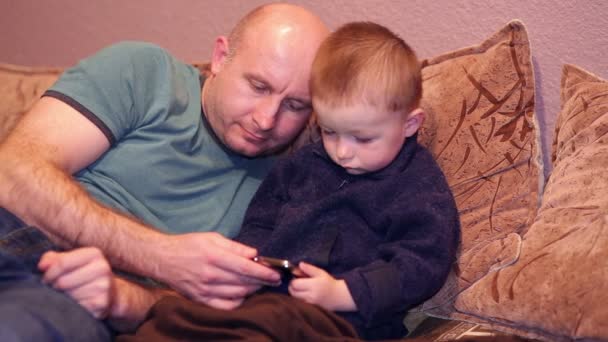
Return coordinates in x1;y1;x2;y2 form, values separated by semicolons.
340;176;460;327
234;155;295;249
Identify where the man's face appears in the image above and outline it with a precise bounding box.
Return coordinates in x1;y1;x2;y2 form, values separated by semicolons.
316;101;416;175
203;31;318;157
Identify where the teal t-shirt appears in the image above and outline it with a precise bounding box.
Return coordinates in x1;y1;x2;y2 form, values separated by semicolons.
45;41;275;237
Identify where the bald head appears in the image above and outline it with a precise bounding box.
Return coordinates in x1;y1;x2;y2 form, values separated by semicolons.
202;4;328;156
227;3;329;61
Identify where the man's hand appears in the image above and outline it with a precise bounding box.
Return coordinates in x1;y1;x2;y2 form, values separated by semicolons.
38;247;114;319
288;262;357;312
155;232;281;308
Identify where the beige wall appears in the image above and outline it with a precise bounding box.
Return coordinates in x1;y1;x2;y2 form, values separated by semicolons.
1;0;607;173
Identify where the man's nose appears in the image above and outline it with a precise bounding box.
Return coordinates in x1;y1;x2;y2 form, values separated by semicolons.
252;98;280;131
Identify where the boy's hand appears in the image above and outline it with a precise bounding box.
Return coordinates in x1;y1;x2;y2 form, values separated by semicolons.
287;262;357;312
38;247;114;319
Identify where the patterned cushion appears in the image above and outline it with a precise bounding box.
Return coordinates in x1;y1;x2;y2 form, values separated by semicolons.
454;64;608;340
417;20;544;316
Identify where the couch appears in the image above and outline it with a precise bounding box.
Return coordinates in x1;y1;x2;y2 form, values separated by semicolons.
1;20;606;341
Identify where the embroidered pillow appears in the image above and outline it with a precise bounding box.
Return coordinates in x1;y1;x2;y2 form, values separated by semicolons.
454;64;608;341
417;20;544;316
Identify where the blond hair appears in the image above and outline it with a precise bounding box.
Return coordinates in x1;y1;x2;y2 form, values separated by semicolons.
311;22;421;112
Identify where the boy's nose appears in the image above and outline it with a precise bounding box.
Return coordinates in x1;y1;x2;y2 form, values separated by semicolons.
336;140;354;160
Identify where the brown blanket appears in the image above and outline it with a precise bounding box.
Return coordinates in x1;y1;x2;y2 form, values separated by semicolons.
117;293;362;342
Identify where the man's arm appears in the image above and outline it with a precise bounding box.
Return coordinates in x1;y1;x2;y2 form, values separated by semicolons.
109;277;178;332
0;97;168;273
0;97;280;304
36;246;215;333
110;275;262;332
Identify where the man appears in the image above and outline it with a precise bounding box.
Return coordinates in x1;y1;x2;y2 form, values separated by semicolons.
0;2;329;335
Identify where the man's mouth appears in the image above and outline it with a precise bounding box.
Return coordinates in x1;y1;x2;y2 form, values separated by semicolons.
242;127;268;142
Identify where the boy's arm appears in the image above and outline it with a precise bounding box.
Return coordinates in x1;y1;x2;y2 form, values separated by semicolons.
288;262;357;312
339;187;460;325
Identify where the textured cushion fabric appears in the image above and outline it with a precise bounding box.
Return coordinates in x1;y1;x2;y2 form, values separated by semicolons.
416;20;544;315
0;64;61;142
454;65;608;341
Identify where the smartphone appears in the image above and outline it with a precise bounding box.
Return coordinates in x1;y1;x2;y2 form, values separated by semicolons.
252;256;304;277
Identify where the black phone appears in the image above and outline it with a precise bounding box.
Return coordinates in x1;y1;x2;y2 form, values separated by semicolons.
252;256;304;277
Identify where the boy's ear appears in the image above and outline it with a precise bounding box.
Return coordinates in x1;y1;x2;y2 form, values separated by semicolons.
403;108;425;137
210;36;229;75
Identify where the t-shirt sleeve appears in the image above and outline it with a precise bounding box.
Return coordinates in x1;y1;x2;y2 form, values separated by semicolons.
44;41;183;145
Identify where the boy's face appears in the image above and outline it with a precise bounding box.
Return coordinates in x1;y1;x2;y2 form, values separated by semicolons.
315;101;421;175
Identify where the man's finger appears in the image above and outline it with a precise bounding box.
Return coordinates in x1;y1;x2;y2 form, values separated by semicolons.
204;297;244;310
41;248;104;284
37;251;59;272
45;259;110;292
210;234;258;258
210;253;281;284
191;283;260;301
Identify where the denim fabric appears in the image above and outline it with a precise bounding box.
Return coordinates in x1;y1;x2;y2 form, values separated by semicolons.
0;208;111;341
0;207;57;271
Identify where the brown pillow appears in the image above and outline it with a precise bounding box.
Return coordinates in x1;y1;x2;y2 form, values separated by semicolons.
0;63;62;142
454;64;608;340
416;20;544;316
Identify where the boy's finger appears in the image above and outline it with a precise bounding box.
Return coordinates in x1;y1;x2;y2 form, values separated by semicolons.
298;262;324;276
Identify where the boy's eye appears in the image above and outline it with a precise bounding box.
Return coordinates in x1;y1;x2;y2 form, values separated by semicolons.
355;137;374;143
321;129;335;136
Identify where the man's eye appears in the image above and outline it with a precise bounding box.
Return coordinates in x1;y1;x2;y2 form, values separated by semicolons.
250;81;268;94
283;100;310;112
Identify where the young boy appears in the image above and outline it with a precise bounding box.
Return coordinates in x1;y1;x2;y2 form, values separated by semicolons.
73;22;460;341
232;21;460;339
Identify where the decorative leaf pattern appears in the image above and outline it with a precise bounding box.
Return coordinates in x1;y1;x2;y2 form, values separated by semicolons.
454;64;608;341
417;21;543;317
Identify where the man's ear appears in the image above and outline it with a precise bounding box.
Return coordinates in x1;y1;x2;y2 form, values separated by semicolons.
403;108;425;137
210;36;229;74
